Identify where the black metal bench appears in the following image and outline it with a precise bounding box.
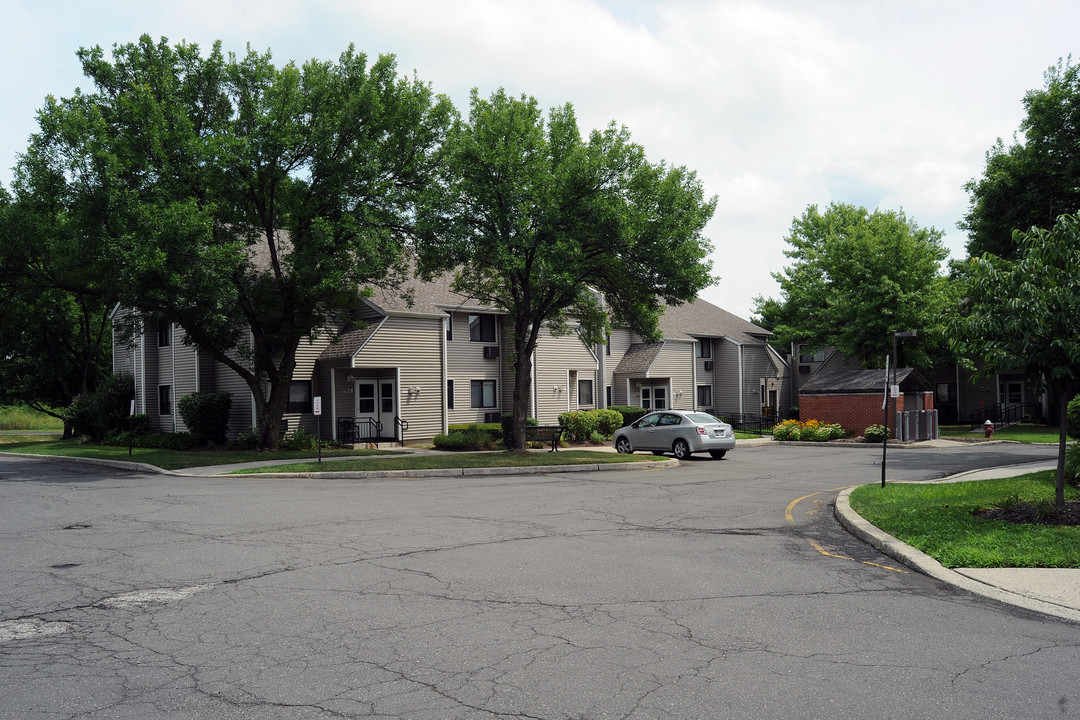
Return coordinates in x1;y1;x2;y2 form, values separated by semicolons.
524;424;564;452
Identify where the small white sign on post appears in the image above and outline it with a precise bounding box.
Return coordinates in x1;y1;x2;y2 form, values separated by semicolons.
890;384;900;399
130;399;136;416
313;396;322;416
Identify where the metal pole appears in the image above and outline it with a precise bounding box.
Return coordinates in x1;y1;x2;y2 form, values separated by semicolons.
881;354;889;488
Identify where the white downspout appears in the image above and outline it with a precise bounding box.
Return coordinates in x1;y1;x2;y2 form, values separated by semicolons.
738;343;745;415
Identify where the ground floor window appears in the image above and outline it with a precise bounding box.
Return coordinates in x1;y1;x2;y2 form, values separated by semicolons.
578;379;593;406
447;379;455;409
287;380;312;413
697;385;712;408
158;385;172;416
471;379;497;408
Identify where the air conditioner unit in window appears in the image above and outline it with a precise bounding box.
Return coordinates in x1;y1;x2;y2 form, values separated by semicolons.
483;346;500;359
484;412;501;423
799;365;811;374
703;361;713;371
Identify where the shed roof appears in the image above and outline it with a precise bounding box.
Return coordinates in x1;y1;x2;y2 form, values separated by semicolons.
799;368;931;395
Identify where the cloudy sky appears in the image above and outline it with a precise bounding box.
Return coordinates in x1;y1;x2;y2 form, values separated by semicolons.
2;0;1077;319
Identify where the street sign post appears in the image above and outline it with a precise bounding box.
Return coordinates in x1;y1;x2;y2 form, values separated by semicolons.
313;396;322;463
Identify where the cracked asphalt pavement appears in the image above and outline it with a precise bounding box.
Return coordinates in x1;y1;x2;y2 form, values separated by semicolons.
1;442;1076;719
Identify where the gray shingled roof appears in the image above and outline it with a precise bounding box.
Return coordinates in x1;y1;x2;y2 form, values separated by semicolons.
657;297;772;344
613;343;664;374
799;368;931;395
318;322;382;360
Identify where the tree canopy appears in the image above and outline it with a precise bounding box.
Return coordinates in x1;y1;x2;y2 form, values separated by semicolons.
951;213;1080;505
752;202;950;368
15;35;454;448
962;58;1080;260
415;89;716;449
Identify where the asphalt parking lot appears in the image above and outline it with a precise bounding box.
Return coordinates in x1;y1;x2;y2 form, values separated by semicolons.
1;442;1076;720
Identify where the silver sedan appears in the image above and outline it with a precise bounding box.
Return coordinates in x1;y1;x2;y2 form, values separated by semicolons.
613;410;736;459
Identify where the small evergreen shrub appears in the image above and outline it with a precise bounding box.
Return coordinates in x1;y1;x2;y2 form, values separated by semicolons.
280;427;320;451
449;423;502;441
433;427;498;451
64;372;135;442
177;391;232;446
230;429;259;451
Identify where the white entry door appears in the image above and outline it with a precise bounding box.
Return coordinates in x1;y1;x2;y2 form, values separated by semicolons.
355;378;395;437
640;385;668;411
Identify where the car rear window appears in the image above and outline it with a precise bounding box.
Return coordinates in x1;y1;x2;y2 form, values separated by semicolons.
686;413;722;424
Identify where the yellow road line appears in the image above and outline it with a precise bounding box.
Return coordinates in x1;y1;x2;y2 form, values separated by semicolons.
788;486;907;574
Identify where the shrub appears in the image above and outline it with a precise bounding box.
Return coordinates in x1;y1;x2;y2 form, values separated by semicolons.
864;424;888;443
1066;441;1080;487
433;427;498;451
588;430;607;444
280;427;320;451
449;423;502;441
592;409;623;436
558;411;596;443
64;372;136;442
230;429;259;451
177;392;232;446
609;406;648;427
1068;397;1080;440
772;419;843;442
101;416;152;447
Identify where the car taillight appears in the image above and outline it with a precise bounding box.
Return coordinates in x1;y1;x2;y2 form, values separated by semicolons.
696;427;707;435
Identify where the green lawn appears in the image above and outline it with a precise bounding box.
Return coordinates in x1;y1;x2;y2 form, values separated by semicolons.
0;405;64;431
0;438;405;471
233;450;659;474
849;471;1080;568
939;423;1061;444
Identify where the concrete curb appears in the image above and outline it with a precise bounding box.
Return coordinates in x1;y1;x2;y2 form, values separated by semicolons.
0;451;177;475
835;477;1080;624
206;459;678;480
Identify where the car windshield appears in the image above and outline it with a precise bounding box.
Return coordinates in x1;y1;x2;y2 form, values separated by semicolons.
686;413;722;424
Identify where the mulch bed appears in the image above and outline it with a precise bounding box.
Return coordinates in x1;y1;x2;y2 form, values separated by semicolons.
975;501;1080;526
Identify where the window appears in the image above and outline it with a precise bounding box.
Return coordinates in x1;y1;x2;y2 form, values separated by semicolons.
936;383;955;403
157;320;172;347
606;385;612;407
695;340;711;359
578;379;593;406
381;383;394;413
158;385;172;415
798;346;826;362
357;383;375;413
447;379;455;409
697;385;712;407
471;379;497;408
287;381;312;413
468;313;496;343
605;333;611;356
445;315;453;342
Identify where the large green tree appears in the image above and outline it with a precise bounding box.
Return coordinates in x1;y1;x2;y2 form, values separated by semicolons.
752;203;951;367
17;36;454;448
962;58;1080;260
951;214;1080;506
416;89;716;450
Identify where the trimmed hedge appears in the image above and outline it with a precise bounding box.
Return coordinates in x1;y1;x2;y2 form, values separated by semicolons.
609;406;648;427
449;423;502;441
433;427;499;451
557;409;624;442
177;391;232;446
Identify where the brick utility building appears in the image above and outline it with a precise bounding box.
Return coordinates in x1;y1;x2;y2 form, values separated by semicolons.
798;368;935;439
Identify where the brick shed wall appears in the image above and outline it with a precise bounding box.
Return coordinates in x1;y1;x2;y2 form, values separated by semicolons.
801;391;935;437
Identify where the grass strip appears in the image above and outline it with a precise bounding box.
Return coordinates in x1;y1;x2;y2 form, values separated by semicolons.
938;424;1061;444
0;438;403;471
232;450;658;474
849;471;1080;568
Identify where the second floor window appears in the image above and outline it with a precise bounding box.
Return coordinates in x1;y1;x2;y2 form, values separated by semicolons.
695;340;711;358
469;313;496;343
158;320;172;347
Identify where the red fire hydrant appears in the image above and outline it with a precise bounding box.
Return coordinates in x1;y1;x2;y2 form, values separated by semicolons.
983;419;994;438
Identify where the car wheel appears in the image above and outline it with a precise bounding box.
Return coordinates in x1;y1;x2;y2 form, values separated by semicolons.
708;450;727;459
615;437;633;454
672;439;691;459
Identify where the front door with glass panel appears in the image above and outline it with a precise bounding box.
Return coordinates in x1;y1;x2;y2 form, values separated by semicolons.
354;378;395;439
1001;381;1023;405
640;385;668;411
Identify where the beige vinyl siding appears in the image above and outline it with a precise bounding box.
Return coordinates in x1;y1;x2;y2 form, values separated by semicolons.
354;314;444;441
649;340;695;411
215;342;254;440
740;344;777;416
608;328;643;407
281;331;331;436
532;328;598;424
445;311;503;426
694;338;718;410
170;329;199;433
713;340;741;415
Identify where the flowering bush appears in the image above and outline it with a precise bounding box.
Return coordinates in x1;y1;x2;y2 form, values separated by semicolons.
772;419;845;442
